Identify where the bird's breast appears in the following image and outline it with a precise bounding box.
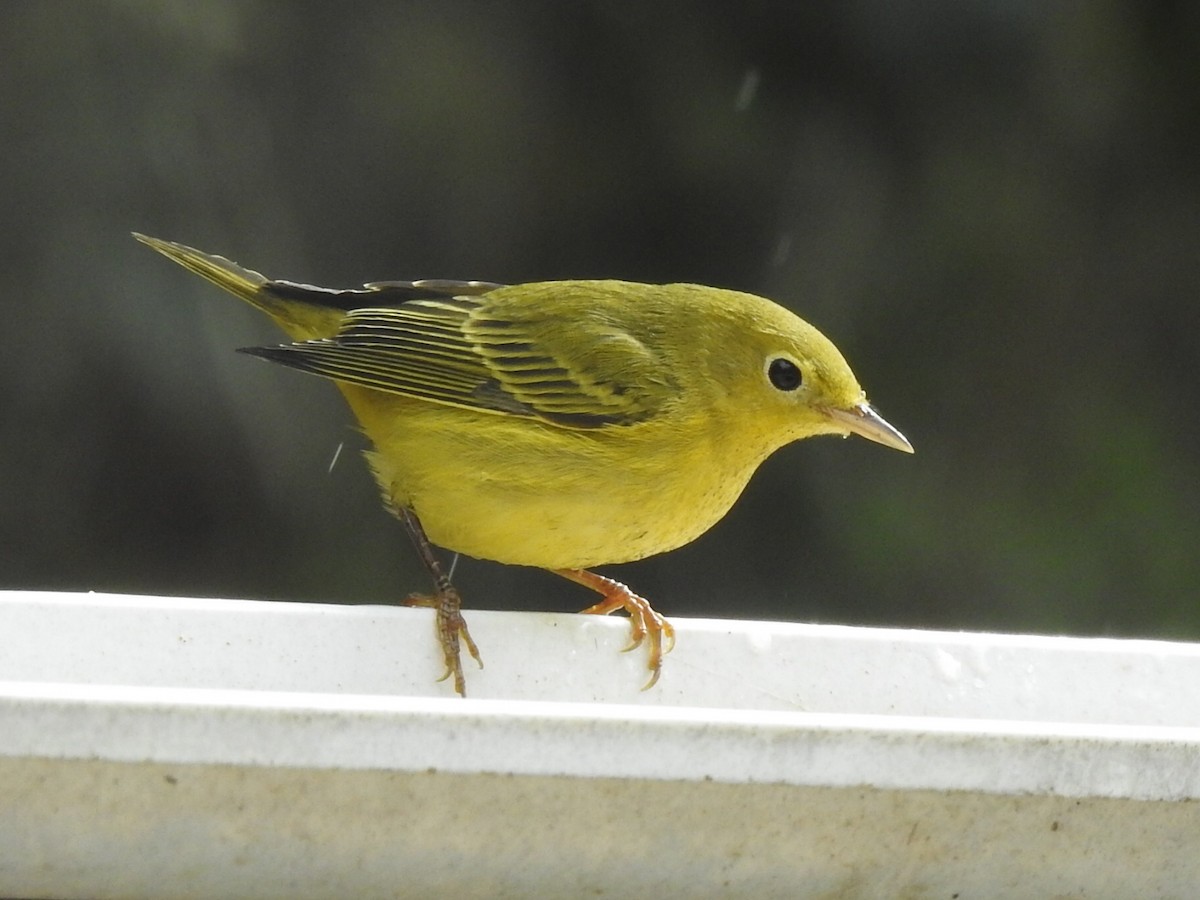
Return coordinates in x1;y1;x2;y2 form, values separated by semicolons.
349;390;762;569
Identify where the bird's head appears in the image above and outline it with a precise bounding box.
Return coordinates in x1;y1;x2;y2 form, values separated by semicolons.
704;288;914;456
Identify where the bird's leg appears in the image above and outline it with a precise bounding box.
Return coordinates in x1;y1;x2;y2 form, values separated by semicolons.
553;568;676;690
397;507;482;696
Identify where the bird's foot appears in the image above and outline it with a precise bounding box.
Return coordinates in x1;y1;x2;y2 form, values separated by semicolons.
555;569;676;690
403;586;482;697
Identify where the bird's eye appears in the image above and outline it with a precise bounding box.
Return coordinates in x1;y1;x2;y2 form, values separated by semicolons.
767;357;803;392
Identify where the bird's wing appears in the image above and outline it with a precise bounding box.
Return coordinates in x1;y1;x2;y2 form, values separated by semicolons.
241;287;674;428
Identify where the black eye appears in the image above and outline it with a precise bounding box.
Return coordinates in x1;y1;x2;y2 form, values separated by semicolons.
768;357;803;391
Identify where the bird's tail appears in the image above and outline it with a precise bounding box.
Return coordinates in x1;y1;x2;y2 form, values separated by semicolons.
133;233;344;341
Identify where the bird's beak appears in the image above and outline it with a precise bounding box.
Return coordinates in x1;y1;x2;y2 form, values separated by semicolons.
823;402;914;453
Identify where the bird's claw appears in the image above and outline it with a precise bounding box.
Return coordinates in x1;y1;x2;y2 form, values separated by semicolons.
569;571;675;690
405;589;482;697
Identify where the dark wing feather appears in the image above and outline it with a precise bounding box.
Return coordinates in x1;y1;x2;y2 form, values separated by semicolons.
262;278;504;311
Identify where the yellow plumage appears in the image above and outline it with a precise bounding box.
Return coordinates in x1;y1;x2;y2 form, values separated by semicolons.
136;233;912;695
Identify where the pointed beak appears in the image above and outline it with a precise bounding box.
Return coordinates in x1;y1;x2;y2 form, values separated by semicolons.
823;401;914;453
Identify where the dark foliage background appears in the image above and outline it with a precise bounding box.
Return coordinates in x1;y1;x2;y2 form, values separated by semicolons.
4;1;1198;638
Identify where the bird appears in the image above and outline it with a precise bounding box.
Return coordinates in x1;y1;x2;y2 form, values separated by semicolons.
135;233;912;696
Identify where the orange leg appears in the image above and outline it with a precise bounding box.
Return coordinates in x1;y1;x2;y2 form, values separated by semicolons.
398;508;482;697
553;568;676;690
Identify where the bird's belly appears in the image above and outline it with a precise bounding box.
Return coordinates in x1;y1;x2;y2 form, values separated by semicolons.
419;483;714;568
414;465;743;569
352;394;754;569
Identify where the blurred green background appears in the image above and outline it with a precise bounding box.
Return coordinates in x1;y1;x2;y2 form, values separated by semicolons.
4;1;1198;639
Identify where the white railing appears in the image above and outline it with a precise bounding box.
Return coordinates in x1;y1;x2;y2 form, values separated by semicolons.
2;590;1198;897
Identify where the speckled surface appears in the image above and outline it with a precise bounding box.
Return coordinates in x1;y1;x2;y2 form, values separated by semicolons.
2;590;1199;897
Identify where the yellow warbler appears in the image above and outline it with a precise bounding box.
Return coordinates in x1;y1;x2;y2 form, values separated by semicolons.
135;234;912;695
